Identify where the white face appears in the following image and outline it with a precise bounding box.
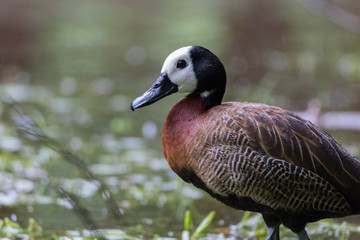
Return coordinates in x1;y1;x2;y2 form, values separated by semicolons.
160;46;198;93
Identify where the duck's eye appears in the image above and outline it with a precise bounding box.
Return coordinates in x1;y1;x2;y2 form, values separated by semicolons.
176;60;187;69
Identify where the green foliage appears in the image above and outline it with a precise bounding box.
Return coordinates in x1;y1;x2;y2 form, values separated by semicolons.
0;212;359;240
308;219;360;240
0;217;141;240
232;212;268;239
182;210;216;240
0;218;42;239
184;210;193;231
232;212;360;240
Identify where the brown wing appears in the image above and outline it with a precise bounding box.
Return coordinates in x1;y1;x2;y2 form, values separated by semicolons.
231;102;360;201
194;144;351;215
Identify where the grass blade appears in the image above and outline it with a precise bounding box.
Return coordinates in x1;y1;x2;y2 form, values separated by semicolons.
191;211;215;239
184;210;192;231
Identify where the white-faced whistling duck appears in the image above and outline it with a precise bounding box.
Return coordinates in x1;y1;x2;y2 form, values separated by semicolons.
131;46;360;240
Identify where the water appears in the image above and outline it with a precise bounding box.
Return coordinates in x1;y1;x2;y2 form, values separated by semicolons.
0;0;359;239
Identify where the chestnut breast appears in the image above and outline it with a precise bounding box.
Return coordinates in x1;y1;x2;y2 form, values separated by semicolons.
162;94;207;173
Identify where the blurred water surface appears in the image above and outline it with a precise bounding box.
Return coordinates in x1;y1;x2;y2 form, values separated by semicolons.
0;0;360;238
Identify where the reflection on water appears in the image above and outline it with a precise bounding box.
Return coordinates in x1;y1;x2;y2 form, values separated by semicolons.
0;0;360;239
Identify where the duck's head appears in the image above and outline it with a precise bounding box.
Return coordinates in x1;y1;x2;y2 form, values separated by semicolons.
131;46;226;111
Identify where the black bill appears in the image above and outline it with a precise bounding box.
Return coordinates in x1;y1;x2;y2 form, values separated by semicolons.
131;73;178;111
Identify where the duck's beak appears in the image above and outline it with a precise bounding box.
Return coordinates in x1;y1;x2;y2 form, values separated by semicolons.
131;73;178;111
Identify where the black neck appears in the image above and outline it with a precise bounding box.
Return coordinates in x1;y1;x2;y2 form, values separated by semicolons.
189;46;227;109
201;85;226;110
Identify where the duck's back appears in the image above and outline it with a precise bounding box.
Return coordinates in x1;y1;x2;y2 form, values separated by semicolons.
162;95;360;218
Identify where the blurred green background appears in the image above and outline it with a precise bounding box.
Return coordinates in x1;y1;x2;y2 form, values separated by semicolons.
0;0;359;239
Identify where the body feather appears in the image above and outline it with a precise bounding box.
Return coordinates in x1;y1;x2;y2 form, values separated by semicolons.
162;94;360;232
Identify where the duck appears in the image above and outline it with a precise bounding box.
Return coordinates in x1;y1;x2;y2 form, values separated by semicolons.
131;46;360;240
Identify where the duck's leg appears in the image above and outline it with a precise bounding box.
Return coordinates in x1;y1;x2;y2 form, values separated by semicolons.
262;213;280;240
265;225;280;240
296;229;310;240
